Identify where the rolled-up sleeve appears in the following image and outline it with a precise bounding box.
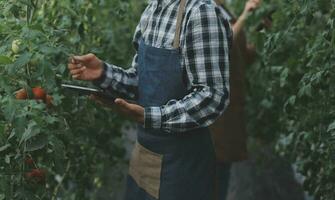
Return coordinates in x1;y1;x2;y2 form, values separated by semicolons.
93;25;143;100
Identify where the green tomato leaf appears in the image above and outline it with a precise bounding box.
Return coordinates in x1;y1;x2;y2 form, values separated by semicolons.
327;121;335;132
0;55;13;65
284;95;296;111
45;116;59;124
8;52;32;74
2;98;17;122
39;45;60;55
298;83;312;98
280;68;289;87
8;129;16;141
20;121;40;144
0;123;5;135
25;134;48;152
0;144;11;152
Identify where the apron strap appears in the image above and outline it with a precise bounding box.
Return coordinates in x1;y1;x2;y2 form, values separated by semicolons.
173;0;187;49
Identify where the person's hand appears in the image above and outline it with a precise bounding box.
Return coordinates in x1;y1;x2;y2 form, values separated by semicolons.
68;53;104;81
90;95;144;124
114;98;145;124
241;0;262;19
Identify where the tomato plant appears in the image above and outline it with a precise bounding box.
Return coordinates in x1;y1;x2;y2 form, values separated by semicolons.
2;0;333;199
0;0;146;199
242;0;335;199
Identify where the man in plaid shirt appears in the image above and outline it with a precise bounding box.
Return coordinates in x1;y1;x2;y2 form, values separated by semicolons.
68;0;232;199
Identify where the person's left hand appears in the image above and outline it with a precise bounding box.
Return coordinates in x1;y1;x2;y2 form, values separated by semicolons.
242;0;262;19
90;95;144;124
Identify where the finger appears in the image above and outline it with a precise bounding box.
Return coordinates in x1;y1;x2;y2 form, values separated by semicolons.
72;74;81;79
115;98;128;107
70;67;86;76
249;2;257;10
68;63;84;70
115;98;132;111
73;53;95;64
68;63;77;70
68;56;78;64
248;1;257;7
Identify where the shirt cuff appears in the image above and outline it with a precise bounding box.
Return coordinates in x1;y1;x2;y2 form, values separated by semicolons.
144;107;162;129
92;62;108;88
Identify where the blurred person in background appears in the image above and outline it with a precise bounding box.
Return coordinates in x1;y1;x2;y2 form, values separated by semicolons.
211;0;262;199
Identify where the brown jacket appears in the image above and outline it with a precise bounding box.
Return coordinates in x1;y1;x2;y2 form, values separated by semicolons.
210;3;254;162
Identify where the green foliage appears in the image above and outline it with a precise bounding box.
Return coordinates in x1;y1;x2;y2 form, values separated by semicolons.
244;0;335;199
0;0;146;199
3;0;333;199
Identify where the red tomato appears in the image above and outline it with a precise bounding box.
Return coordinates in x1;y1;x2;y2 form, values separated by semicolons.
15;89;28;100
32;87;46;100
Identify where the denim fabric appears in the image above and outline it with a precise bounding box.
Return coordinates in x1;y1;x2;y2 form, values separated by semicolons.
124;38;216;200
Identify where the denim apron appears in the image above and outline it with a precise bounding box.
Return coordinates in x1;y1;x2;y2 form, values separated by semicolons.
124;0;215;199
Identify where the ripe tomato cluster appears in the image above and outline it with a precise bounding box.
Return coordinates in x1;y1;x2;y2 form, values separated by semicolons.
24;156;46;185
15;87;53;107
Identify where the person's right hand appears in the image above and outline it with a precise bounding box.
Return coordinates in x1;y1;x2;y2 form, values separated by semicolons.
89;95;145;124
242;0;261;18
68;53;104;81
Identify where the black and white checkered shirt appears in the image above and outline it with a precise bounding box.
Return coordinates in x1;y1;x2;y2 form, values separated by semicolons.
95;0;232;133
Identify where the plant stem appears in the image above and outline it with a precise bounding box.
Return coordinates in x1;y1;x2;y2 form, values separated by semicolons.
26;1;30;25
51;161;71;200
25;64;32;86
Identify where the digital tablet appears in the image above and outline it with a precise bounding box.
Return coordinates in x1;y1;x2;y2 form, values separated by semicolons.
61;84;117;101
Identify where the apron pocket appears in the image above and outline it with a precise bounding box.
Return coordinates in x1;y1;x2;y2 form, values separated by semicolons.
129;142;163;199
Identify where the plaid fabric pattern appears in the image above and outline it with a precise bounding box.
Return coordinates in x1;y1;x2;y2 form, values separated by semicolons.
95;0;232;133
